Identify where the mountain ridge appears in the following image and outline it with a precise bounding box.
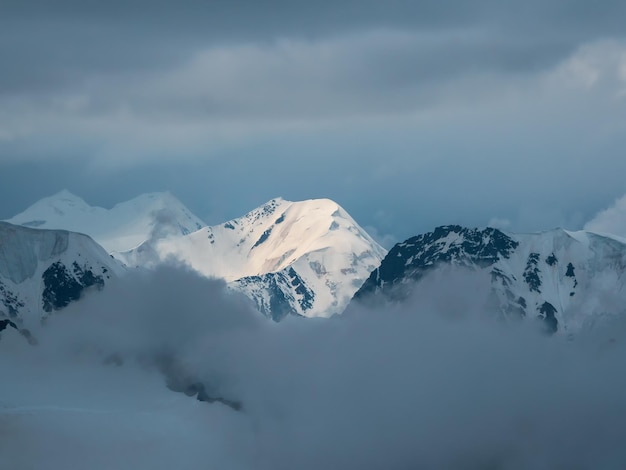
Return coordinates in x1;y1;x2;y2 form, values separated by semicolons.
7;190;206;253
353;224;626;335
0;221;124;332
6;192;386;320
122;196;387;318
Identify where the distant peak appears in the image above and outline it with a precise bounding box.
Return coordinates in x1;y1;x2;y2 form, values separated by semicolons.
263;196;288;205
41;190;90;208
151;190;174;198
50;189;83;200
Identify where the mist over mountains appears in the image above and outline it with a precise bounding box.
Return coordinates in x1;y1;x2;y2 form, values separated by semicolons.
353;225;626;336
4;264;626;469
3;190;626;469
3;0;626;466
4;188;626;334
4;190;386;322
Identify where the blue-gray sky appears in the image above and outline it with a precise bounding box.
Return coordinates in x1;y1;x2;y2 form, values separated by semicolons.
1;0;626;245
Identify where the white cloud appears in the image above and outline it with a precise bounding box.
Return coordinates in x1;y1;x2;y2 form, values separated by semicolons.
487;217;512;230
585;192;626;238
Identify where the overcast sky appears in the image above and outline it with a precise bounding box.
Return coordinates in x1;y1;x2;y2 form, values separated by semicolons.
1;0;626;244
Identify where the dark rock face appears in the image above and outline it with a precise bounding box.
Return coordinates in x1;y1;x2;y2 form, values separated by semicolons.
236;267;314;322
355;226;518;301
158;356;242;411
275;212;286;224
538;302;558;334
180;382;242;410
0;280;25;318
523;253;542;293
0;318;37;344
546;253;558;266
42;261;105;312
251;227;273;250
348;226;611;335
0;318;18;333
287;267;315;311
0;223;117;333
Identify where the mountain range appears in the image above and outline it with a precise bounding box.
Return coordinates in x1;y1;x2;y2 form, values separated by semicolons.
7;190;206;253
4;191;386;323
354;225;626;335
3;191;626;335
0;221;122;334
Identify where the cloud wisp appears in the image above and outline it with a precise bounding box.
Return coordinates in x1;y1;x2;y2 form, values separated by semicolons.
585;192;626;239
3;265;626;469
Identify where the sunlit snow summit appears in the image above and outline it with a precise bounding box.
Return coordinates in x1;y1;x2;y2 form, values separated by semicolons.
123;197;387;320
7;191;386;321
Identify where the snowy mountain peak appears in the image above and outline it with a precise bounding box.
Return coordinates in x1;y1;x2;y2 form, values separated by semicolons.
6;191;206;254
353;225;626;335
50;189;87;203
6;192;386;321
122;196;387;319
0;222;123;331
236;197;290;228
151;196;383;279
15;190;91;226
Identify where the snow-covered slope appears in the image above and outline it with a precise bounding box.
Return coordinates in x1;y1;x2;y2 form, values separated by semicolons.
0;222;123;332
121;198;387;320
353;225;626;335
6;190;206;253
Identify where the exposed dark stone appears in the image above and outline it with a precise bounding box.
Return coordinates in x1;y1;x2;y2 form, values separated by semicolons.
42;261;104;312
523;253;542;293
546;253;558;266
0;319;37;345
161;357;243;411
288;267;315;311
186;382;242;411
236;267;314;321
0;318;18;333
491;267;513;287
355;226;518;300
538;302;558;334
267;282;293;321
565;262;578;289
156;354;242;411
0;280;25;318
251;227;273;249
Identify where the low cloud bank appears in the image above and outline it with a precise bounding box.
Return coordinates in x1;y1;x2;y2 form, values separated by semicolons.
2;265;626;469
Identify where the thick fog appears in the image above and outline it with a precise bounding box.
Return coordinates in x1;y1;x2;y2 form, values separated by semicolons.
2;265;626;469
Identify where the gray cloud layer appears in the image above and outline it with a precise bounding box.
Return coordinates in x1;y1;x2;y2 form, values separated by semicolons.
3;0;625;104
3;265;626;469
1;0;626;239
